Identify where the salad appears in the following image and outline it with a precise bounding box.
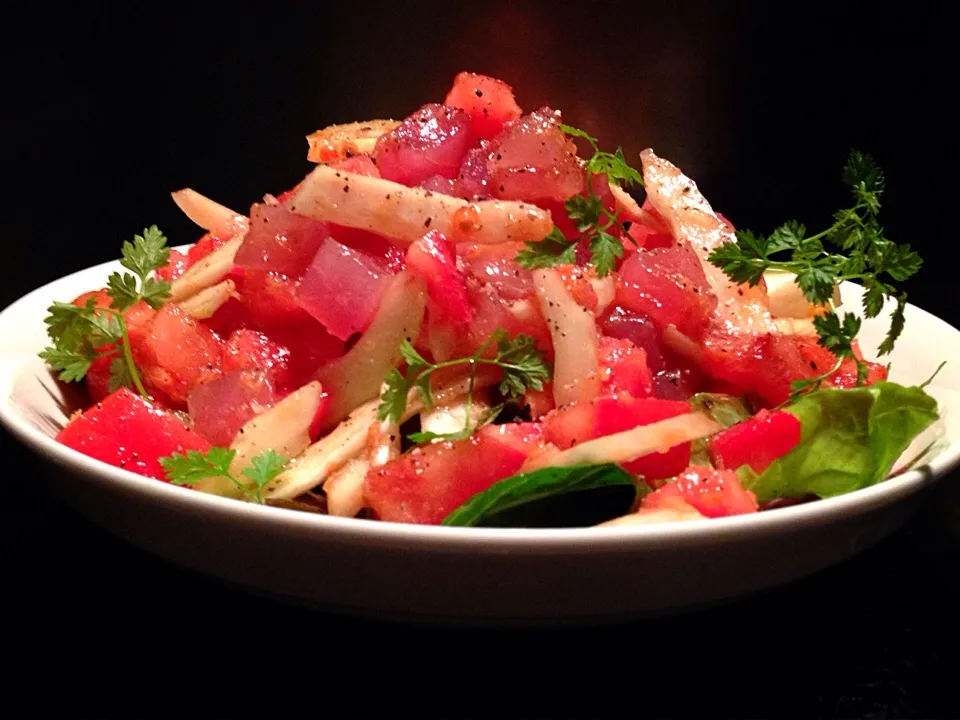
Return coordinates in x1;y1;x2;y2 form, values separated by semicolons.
42;72;941;528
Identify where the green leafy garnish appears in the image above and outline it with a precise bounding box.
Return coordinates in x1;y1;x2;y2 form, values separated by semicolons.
740;381;938;504
708;151;922;390
442;463;640;527
159;448;288;504
515;124;643;277
378;329;550;443
39;226;172;397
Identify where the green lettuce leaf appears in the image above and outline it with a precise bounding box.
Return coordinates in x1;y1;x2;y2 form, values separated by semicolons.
442;463;640;528
742;381;939;504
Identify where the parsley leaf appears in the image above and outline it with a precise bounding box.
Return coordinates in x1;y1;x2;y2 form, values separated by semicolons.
377;328;550;443
708;150;920;368
39;226;172;396
515;228;578;270
517;123;644;277
160;448;288;504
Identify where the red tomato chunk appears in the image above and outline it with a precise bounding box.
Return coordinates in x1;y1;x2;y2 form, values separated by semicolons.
364;424;542;525
56;388;211;481
643;466;759;517
708;409;802;474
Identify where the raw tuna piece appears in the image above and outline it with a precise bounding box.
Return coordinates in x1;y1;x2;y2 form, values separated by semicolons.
296;238;393;341
374;103;476;187
487;107;585;203
187;370;279;447
234;204;333;278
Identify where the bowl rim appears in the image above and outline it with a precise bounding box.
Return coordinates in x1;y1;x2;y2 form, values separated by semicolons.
3;253;959;553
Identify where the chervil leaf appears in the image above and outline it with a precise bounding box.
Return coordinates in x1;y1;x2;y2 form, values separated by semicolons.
565;194;603;232
767;221;806;253
515;228;578;270
160;448;237;487
587;148;645;188
120;226;171;281
496;333;550;398
589;230;624;278
41;225;171;397
38;346;97;384
878;295;907;356
707;242;768;287
400;338;429;371
241;449;289;498
378;367;413;423
106;272;141;312
379;329;550;445
709;151;918;362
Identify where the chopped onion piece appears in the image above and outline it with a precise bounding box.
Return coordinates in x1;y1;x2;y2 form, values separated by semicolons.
306;120;400;163
194;381;323;499
419;397;492;437
315;271;427;428
773;318;818;336
264;374;492;500
324;459;372;518
523;411;723;471
177;279;237;320
263;400;379;501
589;275;616;316
533;268;601;406
764;269;841;318
169;234;245;302
171;188;249;239
287;164;554;247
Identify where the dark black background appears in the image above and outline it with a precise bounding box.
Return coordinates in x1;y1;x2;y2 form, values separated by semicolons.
2;2;959;717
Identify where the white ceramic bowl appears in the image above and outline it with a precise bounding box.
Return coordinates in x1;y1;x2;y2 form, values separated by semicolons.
2;255;959;625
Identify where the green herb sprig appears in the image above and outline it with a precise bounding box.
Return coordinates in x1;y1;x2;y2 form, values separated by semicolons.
40;226;171;396
159;448;288;504
515;124;643;277
378;329;550;443
708;151;922;399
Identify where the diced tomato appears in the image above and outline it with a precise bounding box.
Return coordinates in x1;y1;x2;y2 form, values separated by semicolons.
138;305;223;406
487;107;585;203
234;204;333;278
543;396;692;481
296;238;394;341
364;423;536;524
825;340;888;388
598;336;653;399
405;231;472;323
616;243;716;339
643;466;759;518
56;387;211;481
444;72;523;139
708;409;802;474
186;232;227;266
222;329;290;377
187;370;278;447
625;198;674;249
374;103;476;187
220;327;342;394
329;154;380;177
521;386;555;419
156;248;189;281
